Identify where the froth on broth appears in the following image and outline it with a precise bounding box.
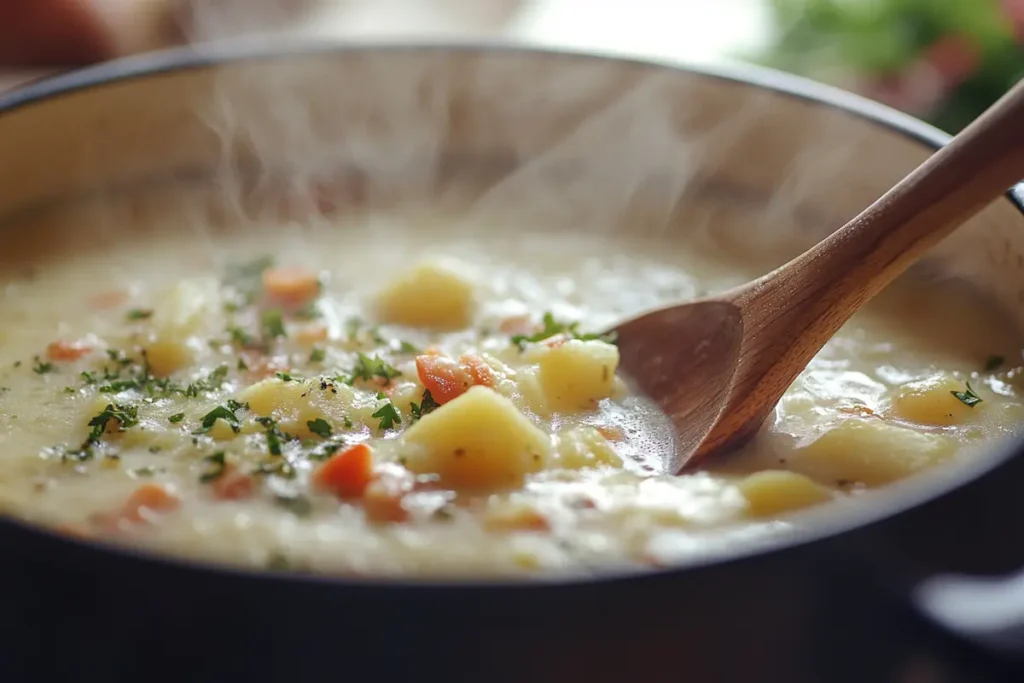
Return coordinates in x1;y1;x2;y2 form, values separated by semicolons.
1;191;1022;578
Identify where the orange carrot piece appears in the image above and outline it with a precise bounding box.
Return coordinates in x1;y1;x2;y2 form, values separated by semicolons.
363;477;410;524
121;484;181;523
416;354;472;404
88;289;128;310
313;443;374;499
46;339;92;361
294;323;328;346
595;425;626;441
497;315;535;336
261;266;320;305
211;465;255;501
459;354;495;387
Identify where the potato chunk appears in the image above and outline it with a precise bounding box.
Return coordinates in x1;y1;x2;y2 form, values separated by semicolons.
238;377;358;437
792;418;955;487
737;470;833;517
537;339;619;412
374;259;476;330
151;277;221;343
399;386;552;489
892;376;983;426
552;426;623;469
143;340;192;377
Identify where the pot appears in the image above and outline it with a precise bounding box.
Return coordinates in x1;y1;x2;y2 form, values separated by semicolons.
0;42;1023;683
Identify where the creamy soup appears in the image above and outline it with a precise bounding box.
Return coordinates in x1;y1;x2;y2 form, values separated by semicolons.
1;210;1022;578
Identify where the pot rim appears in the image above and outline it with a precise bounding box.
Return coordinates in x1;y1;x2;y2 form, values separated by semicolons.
1;38;1022;592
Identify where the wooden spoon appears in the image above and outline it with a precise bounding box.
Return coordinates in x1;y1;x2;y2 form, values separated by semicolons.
614;78;1024;474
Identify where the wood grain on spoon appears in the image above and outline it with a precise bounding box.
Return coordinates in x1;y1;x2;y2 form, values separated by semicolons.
614;77;1024;474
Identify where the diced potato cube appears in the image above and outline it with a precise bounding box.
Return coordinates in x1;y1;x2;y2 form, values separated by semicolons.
537;340;619;412
238;377;357;436
152;277;221;342
792;418;956;487
143;340;192;377
374;260;475;330
207;418;239;441
737;470;833;517
399;386;552;489
892;376;983;426
552;426;623;469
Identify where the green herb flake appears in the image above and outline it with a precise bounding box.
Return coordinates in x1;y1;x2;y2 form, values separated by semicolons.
86;403;140;442
125;309;153;321
951;381;983;408
32;357;54;375
372;398;401;431
199;452;227;483
168;412;186;424
273;493;313;517
410;389;440;421
985;355;1005;372
351;353;401;385
196;401;246;434
510;311;617;350
308;347;326;363
397;340;420;354
224;255;274;304
261;309;287;340
306;418;332;438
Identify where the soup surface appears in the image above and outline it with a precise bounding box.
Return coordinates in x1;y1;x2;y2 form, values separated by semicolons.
1;209;1022;577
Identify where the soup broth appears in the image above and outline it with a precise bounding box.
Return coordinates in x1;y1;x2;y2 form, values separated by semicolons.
1;203;1022;578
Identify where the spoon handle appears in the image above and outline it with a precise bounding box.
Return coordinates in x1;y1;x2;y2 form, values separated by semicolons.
706;78;1024;457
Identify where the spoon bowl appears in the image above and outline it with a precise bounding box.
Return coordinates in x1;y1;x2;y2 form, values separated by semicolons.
615;76;1024;472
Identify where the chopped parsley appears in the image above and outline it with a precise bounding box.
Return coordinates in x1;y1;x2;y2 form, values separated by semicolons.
229;326;255;346
224;255;274;304
985;355;1005;372
273;492;313;517
410;389;440;420
168;412;185;424
199;452;227;483
951;381;983;407
294;301;321;320
125;308;153;321
195;400;247;434
351;353;401;385
308;347;326;363
32;357;54;375
255;416;294;457
306;418;332;438
397;340;420;354
87;403;139;441
510;311;617;350
261;309;287;340
372;395;401;431
275;371;301;382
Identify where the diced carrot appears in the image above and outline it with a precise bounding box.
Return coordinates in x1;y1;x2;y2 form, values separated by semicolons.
88;289;128;310
54;523;91;539
416;354;472;404
483;506;550;532
313;443;374;499
211;465;255;501
596;425;626;441
497;315;535;336
363;477;410;524
544;334;570;349
294;323;328;346
121;484;181;523
262;266;320;305
46;339;92;361
459;354;495;387
243;353;289;380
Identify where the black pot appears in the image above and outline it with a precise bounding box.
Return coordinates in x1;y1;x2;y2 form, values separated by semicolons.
0;43;1022;682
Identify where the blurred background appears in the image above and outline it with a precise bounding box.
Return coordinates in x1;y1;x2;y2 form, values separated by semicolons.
0;0;1022;132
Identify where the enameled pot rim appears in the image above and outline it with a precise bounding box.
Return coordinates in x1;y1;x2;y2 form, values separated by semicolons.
1;38;1022;592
